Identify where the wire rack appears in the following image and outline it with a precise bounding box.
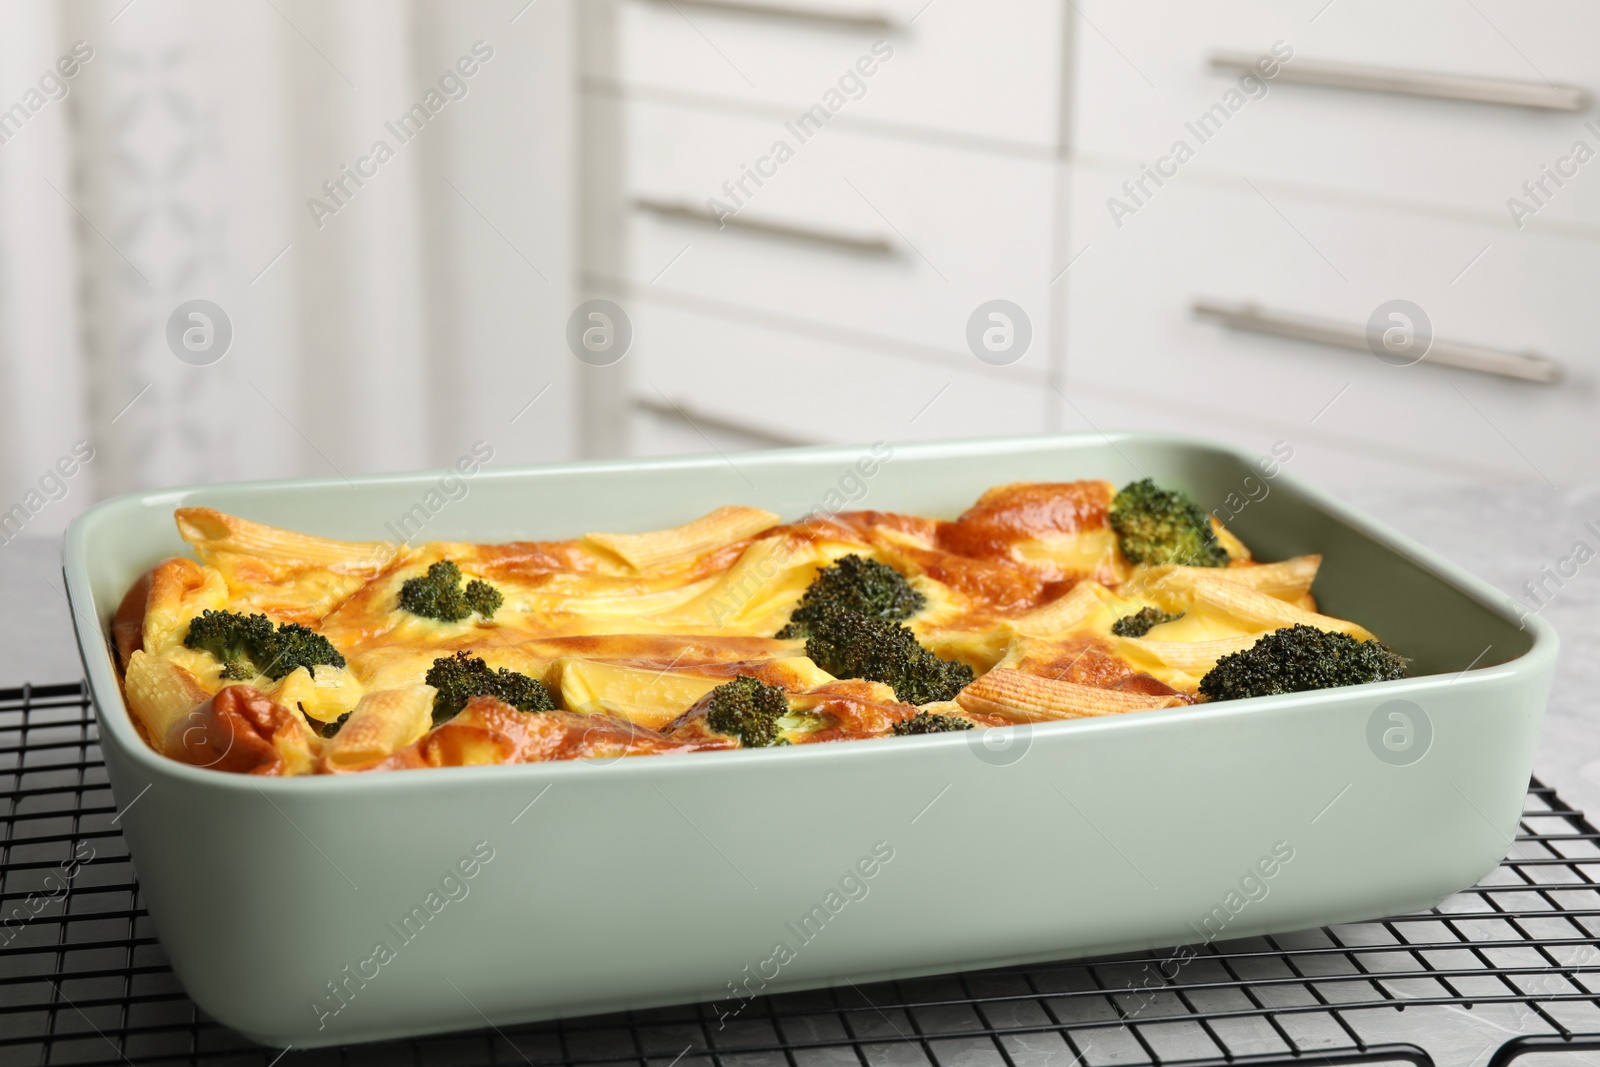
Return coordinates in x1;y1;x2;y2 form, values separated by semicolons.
5;682;1600;1067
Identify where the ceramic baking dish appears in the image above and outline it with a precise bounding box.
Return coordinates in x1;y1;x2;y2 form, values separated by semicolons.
62;434;1556;1049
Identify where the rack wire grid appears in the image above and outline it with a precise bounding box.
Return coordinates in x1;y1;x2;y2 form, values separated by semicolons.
5;681;1600;1067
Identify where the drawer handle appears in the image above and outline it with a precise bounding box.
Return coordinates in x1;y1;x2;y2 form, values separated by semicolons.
1209;52;1590;112
1192;300;1563;384
634;198;895;256
637;0;895;31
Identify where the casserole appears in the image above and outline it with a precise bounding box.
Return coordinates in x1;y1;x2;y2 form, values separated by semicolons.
110;464;1390;775
62;434;1555;1048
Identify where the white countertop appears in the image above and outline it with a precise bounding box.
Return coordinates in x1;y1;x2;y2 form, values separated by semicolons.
11;484;1598;817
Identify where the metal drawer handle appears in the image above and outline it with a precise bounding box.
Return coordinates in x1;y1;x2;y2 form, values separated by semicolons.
637;0;895;31
634;198;895;256
1209;52;1590;111
1192;300;1563;384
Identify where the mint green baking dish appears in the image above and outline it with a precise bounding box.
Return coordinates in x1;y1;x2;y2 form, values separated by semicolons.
62;434;1555;1049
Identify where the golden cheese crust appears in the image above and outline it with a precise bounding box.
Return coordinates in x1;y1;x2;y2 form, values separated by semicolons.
115;481;1355;776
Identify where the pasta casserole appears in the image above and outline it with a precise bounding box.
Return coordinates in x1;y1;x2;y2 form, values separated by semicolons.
112;476;1405;776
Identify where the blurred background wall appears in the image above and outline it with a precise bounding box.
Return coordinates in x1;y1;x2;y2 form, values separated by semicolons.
0;0;575;538
2;0;1598;531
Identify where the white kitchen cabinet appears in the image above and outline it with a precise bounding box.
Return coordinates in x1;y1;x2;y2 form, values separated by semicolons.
1063;161;1600;487
581;2;1598;492
621;298;1053;446
1071;0;1600;231
584;0;1068;149
601;96;1061;363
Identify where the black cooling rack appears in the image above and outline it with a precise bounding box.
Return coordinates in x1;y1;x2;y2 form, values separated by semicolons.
5;682;1600;1067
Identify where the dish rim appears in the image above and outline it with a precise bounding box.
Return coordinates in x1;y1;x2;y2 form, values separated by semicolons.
63;431;1559;795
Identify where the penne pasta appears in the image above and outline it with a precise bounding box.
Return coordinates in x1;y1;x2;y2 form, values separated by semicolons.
1117;633;1265;672
123;650;213;753
1189;576;1373;642
177;507;398;576
583;506;780;572
1008;582;1108;637
321;686;435;772
1225;555;1322;600
1124;555;1321;609
553;658;725;730
141;558;228;655
957;668;1186;722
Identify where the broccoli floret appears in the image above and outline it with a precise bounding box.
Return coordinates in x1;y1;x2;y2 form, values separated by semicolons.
463;579;504;619
805;608;974;705
184;609;276;669
399;560;504;622
704;675;791;748
183;610;345;681
1110;478;1229;568
892;711;974;735
777;555;926;639
481;667;551;716
264;622;348;681
399;560;469;620
423;651;555;725
1111;607;1185;638
1199;624;1408;701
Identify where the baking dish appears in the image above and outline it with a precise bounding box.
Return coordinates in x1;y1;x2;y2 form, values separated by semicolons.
62;433;1556;1049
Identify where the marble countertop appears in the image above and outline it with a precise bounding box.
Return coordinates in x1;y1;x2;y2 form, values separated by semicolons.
9;484;1598;816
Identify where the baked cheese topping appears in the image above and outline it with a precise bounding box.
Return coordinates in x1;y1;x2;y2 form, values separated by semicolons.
112;479;1378;776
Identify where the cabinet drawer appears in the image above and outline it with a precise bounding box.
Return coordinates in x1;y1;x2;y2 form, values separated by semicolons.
624;299;1052;446
1071;0;1600;227
607;98;1061;366
583;0;1066;148
1062;162;1600;486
